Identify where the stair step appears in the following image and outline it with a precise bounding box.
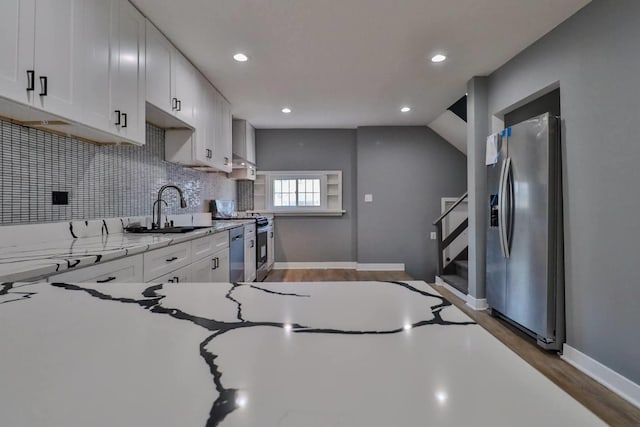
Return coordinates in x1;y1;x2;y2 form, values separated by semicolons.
453;260;468;280
440;274;468;294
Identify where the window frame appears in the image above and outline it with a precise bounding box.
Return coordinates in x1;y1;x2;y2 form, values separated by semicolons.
270;173;326;211
256;170;344;216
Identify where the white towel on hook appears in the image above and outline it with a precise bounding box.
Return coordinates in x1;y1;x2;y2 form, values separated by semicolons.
485;133;500;165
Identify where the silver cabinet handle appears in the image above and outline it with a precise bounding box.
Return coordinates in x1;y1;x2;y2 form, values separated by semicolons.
39;76;48;96
114;110;121;126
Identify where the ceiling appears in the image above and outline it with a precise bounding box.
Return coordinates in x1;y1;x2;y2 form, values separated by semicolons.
131;0;590;129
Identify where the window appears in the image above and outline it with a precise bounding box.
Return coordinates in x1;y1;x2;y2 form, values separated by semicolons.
254;171;344;216
273;178;321;207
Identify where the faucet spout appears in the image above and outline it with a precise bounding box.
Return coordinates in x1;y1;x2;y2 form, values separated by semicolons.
154;185;187;229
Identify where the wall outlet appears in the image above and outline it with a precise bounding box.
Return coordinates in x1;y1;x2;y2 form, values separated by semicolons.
52;191;69;205
430;232;437;240
364;194;373;203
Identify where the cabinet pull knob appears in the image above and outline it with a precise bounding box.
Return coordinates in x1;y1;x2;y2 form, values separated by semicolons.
114;110;121;126
224;157;229;165
174;276;180;283
26;70;35;91
39;76;48;96
96;276;116;283
166;256;178;262
122;112;128;128
172;97;178;110
176;99;182;111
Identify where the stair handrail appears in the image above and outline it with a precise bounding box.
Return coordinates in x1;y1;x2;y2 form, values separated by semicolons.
433;192;468;225
433;192;468;276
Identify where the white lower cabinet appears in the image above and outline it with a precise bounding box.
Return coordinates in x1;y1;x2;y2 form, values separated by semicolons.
244;224;256;282
47;254;143;283
44;232;231;284
211;248;230;282
190;256;214;282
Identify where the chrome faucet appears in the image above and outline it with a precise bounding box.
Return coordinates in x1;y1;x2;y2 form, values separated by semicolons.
154;185;187;229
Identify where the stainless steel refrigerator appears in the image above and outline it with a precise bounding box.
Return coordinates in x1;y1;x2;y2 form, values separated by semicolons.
486;112;565;351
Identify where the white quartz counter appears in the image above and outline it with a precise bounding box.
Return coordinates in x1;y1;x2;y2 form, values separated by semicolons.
0;280;603;427
0;217;253;283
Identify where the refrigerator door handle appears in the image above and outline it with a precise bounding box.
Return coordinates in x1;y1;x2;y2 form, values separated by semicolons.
506;158;515;255
499;157;512;258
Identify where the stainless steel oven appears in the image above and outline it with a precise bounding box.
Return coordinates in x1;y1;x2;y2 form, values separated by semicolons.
256;222;271;281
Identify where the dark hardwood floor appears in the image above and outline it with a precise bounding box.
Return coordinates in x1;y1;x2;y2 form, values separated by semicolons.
260;269;640;425
264;269;414;282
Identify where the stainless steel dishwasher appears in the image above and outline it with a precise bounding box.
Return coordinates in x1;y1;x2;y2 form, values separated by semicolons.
229;227;245;283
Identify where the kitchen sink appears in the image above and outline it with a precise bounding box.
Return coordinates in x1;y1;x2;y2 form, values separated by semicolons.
125;226;211;234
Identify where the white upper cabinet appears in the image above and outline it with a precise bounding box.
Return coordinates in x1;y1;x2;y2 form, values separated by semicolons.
32;0;83;119
171;50;197;127
80;0;113;132
0;0;83;118
0;0;35;105
110;0;146;144
145;20;197;128
232;119;256;164
0;0;146;145
145;21;172;115
220;95;233;172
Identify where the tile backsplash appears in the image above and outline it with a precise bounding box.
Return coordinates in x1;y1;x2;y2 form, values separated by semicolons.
0;120;235;225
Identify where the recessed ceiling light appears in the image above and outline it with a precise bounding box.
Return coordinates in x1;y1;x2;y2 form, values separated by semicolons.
233;53;248;62
282;107;292;114
401;106;411;113
431;54;447;63
241;162;245;166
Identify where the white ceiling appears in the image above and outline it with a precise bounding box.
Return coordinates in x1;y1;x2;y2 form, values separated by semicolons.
131;0;590;129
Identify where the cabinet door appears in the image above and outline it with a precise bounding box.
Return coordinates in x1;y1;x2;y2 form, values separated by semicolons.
111;0;146;144
172;50;196;127
145;21;172;114
194;74;215;167
80;0;114;132
190;257;213;282
220;97;233;172
0;0;35;105
32;0;83;119
267;224;275;267
211;249;230;282
244;237;256;282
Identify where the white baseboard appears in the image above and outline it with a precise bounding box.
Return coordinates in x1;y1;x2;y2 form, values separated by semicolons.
434;276;468;301
561;344;640;408
273;262;357;270
465;294;488;311
356;263;405;271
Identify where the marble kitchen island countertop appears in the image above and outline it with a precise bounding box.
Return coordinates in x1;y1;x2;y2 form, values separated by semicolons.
0;280;604;427
0;219;251;283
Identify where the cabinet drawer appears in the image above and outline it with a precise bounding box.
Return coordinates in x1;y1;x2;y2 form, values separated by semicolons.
48;255;143;283
143;241;191;282
191;235;217;261
211;231;229;252
149;264;191;284
244;223;256;238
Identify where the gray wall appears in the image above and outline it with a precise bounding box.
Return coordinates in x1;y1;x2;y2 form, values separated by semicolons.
255;129;357;263
486;0;640;383
356;126;467;280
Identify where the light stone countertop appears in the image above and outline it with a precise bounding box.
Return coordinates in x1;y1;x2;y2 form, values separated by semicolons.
0;217;254;283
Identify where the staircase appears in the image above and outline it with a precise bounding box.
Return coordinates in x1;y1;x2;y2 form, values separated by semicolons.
433;193;469;294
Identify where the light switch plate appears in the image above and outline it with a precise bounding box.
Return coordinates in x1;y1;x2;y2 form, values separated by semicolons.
430;232;437;240
364;194;373;203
